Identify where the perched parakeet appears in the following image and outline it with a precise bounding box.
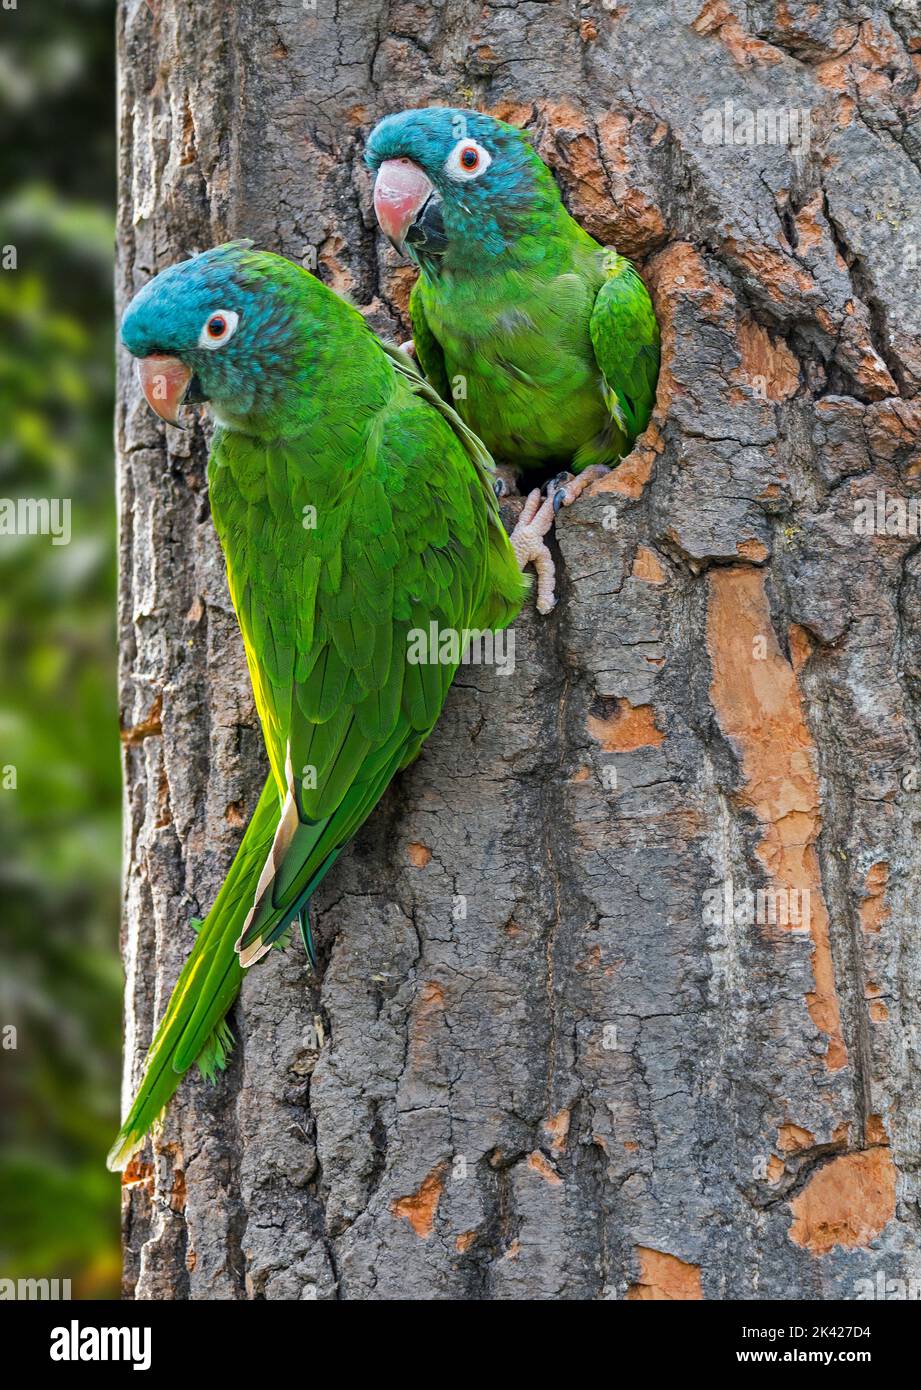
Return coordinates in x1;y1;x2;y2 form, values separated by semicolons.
109;241;527;1171
366;108;660;608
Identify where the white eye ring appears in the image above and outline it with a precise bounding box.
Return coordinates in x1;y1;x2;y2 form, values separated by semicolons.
444;138;492;181
197;309;239;350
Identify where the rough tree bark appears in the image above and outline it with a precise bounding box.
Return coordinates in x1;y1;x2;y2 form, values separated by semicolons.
116;0;921;1299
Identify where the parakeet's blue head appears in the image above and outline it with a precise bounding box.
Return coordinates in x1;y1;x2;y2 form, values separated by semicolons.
120;241;320;431
366;107;561;272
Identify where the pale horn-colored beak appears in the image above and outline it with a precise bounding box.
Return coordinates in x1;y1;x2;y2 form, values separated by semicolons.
373;158;434;251
136;354;194;426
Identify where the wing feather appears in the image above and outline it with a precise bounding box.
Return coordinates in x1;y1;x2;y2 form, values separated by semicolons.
208;349;525;963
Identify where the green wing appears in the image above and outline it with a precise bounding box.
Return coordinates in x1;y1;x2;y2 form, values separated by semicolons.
209;356;524;977
589;254;660;450
381;340;527;631
409;278;451;401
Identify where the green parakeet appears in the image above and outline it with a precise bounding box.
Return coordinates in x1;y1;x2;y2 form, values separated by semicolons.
366;108;660;608
109;241;527;1171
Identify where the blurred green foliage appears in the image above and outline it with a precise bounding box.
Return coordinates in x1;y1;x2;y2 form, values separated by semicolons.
0;1;120;1296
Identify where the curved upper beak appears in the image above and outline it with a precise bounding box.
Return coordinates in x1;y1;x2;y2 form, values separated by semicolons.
373;158;434;251
136;354;194;426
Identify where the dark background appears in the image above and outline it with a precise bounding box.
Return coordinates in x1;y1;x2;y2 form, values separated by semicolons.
0;0;120;1295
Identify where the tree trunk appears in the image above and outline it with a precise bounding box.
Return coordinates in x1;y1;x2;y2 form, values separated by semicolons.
116;0;921;1299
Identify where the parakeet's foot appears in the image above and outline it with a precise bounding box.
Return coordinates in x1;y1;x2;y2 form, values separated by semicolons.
547;464;611;514
399;338;416;358
508;487;559;615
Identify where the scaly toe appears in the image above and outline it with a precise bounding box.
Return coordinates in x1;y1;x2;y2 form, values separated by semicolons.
508;493;559;614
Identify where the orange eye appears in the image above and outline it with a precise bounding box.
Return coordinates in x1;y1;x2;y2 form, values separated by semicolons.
197;309;239;349
445;138;491;181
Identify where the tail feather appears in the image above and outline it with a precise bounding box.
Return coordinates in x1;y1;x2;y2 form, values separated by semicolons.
108;725;427;1171
106;776;281;1172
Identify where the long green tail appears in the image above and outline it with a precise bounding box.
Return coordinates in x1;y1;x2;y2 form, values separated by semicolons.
107;776;283;1172
107;735;409;1170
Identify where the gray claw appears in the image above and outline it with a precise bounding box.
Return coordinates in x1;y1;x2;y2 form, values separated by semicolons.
545;470;573;497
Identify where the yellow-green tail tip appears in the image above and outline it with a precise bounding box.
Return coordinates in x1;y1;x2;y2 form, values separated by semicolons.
106;1126;146;1174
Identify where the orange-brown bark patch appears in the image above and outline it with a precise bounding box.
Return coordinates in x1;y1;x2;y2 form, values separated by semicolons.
723;238;815;302
408;980;446;1065
816;21;905;95
632;545;667;583
414;980;444;1016
736;538;769;562
170;1166;187;1214
647;241;732;315
382;263;416;319
391;1164;446;1238
788;1149;896;1254
543;1109;571;1153
788;624;814;674
793;193;825;255
707;568;847;1070
860;862;890;933
692;0;783;65
626;1248;704;1300
734;316;800;400
592;445;656;499
527;1151;563;1185
318;234;355;296
866;1115;889;1145
407;842;432;867
120;693;163;745
487;100;534;128
595;111;668;256
778;1123;816;1154
588;700;665;752
121;1158;154;1194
